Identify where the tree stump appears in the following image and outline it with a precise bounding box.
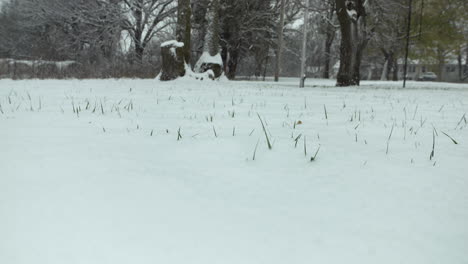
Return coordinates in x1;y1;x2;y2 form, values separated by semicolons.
159;41;186;81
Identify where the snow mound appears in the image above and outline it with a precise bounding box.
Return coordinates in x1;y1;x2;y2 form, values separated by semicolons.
194;52;223;73
161;40;184;48
155;64;223;81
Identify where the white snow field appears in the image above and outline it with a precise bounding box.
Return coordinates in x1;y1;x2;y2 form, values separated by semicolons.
1;78;468;264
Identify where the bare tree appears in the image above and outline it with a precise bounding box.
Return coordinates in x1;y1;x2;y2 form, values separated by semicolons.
7;0;124;61
219;0;301;80
121;0;177;62
370;0;407;81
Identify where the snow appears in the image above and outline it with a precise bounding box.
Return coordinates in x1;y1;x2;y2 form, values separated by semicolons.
155;64;221;81
161;40;184;48
194;51;223;73
0;58;77;69
347;9;357;20
1;78;468;264
182;63;216;80
160;40;185;57
54;60;76;70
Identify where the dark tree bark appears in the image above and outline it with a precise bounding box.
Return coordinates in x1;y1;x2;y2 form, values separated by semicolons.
222;47;239;80
263;55;269;81
176;0;192;64
335;0;368;86
458;48;463;82
323;2;336;79
135;44;144;62
350;0;368;85
133;3;144;61
323;32;334;79
274;0;285;82
352;45;363;85
392;60;399;81
386;52;394;80
336;0;353;86
381;48;398;81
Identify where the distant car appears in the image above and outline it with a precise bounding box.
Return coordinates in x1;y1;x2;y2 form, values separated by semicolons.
418;72;437;81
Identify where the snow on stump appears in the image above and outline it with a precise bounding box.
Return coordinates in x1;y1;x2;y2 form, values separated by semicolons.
194;52;223;80
159;40;185;81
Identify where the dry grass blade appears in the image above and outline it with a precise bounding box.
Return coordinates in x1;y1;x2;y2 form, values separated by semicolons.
252;139;260;161
177;127;182;141
310;146;321;162
430;128;436;160
257;113;272;150
441;131;458;145
386;123;395;155
303;136;307;156
323;104;328;120
294;134;302;148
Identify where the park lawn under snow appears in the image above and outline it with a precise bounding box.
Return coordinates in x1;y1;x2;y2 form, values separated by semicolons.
1;78;468;264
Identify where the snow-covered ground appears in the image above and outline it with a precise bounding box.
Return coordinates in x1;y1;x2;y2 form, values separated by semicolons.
1;78;467;264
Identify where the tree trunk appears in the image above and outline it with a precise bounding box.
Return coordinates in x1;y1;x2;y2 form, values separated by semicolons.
335;0;353;86
352;40;364;85
381;59;388;81
254;55;263;78
436;46;445;82
274;0;285;82
323;32;334;79
135;44;144;62
323;3;336;79
387;52;394;80
176;0;192;64
263;55;269;81
299;0;310;88
206;0;220;56
335;0;367;87
392;58;399;81
225;49;239;80
381;50;395;81
457;48;462;82
402;0;413;88
464;44;468;81
132;1;145;63
350;1;369;86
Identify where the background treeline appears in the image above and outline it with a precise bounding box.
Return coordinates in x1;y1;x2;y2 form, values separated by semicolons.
0;0;467;81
